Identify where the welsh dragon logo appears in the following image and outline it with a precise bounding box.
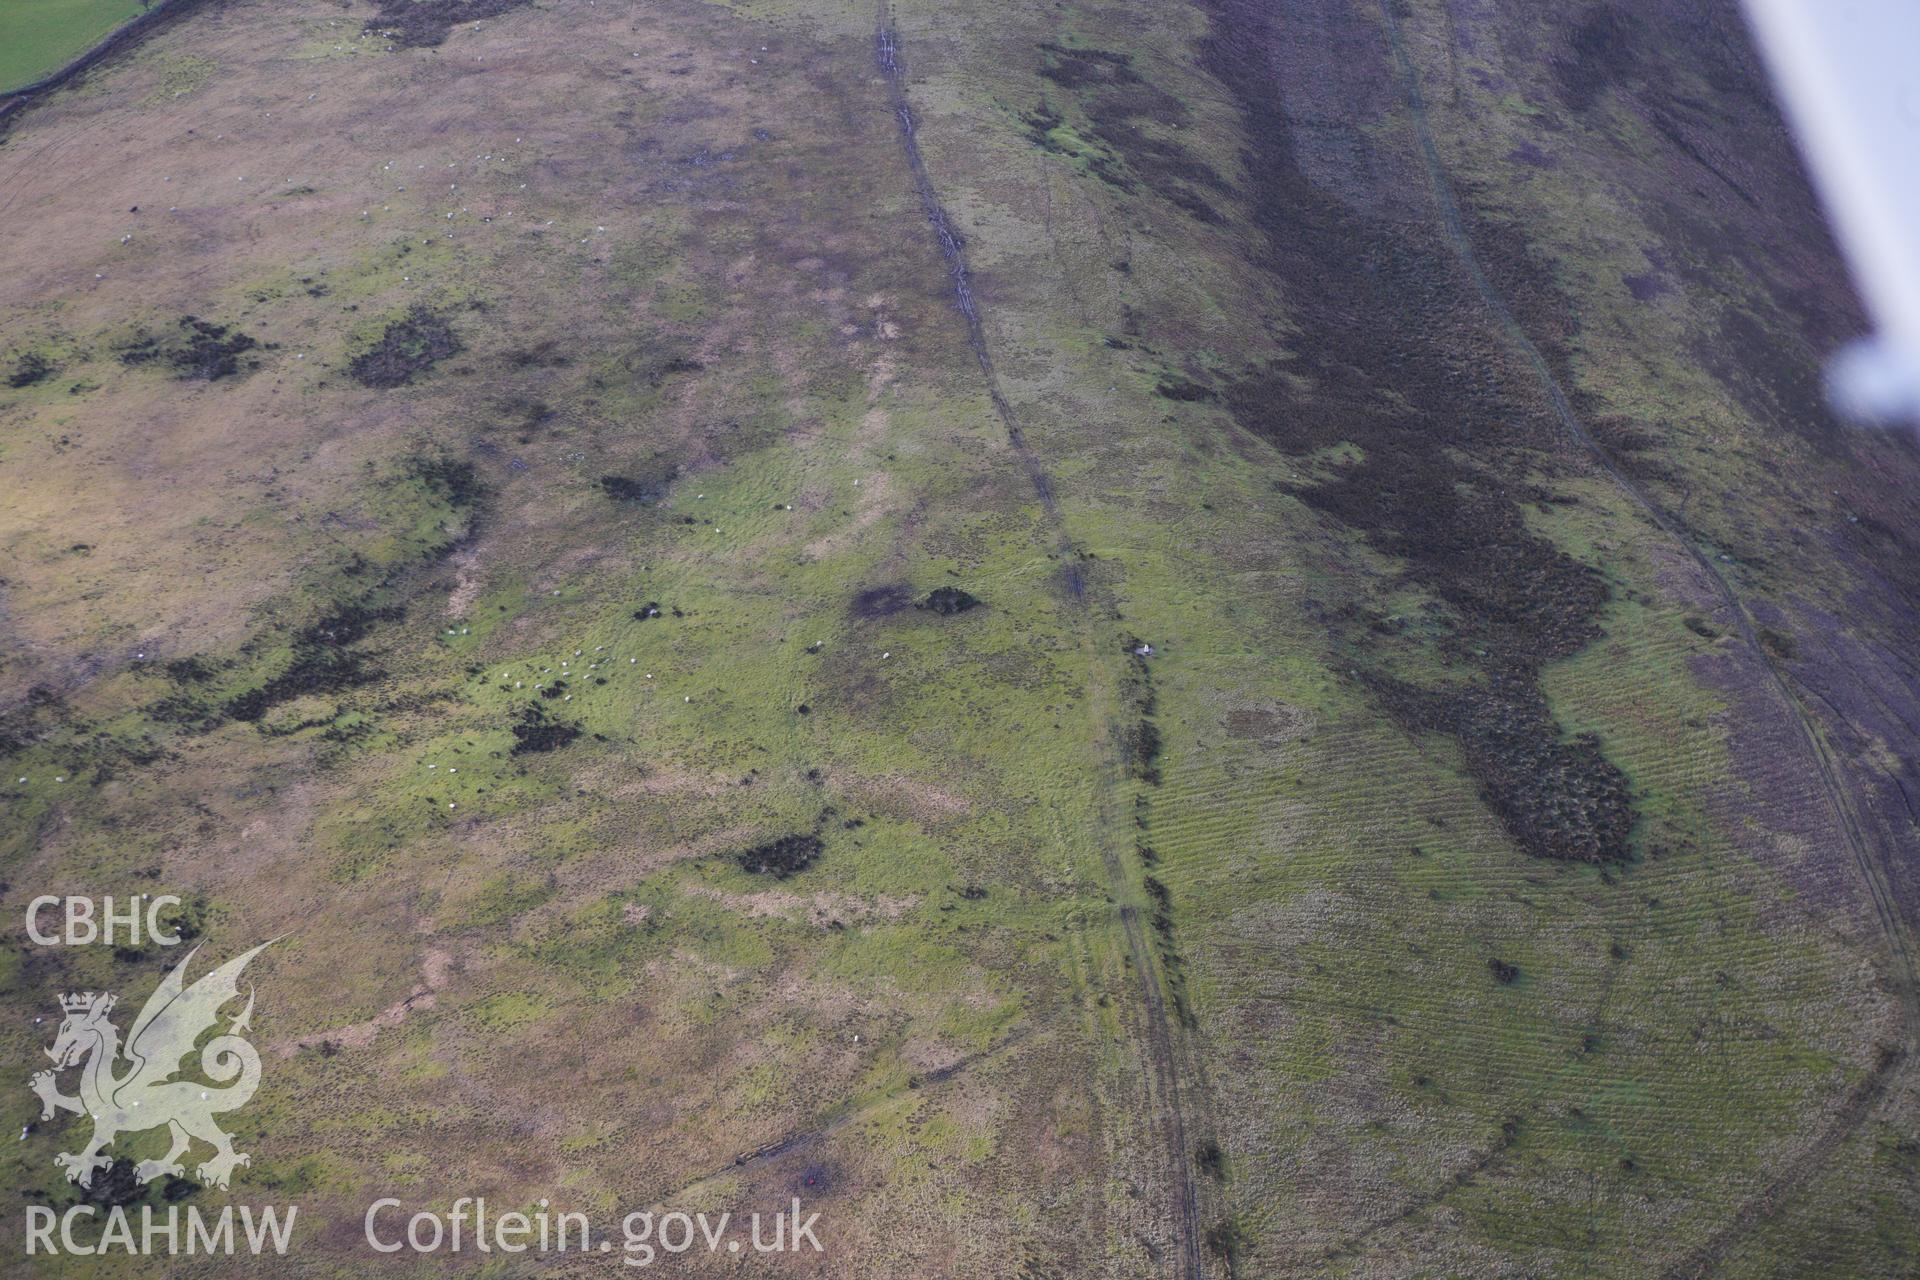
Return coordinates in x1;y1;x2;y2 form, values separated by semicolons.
29;941;272;1190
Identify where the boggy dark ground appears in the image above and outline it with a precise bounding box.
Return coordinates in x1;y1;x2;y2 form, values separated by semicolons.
1178;0;1635;862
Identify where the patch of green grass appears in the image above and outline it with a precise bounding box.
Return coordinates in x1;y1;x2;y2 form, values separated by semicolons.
0;0;146;92
464;871;558;928
469;990;550;1032
140;50;213;102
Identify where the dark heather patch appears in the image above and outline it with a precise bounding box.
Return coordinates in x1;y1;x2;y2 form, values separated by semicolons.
1118;639;1163;785
1036;43;1137;91
1374;673;1634;864
404;452;483;510
1142;874;1194;1025
600;473;670;503
1033;42;1229;223
651;356;705;383
1122;718;1164;785
510;705;580;754
735;834;823;878
1196;0;1634;862
0;685;63;758
142;655;227;728
363;0;531;49
1022;100;1067;153
171;317;259;380
7;352;54;387
1623;271;1668;301
350;307;463;388
1508;141;1556;169
1205;1219;1246;1263
1551;5;1640;113
597;458;677;505
120;317;261;381
849;584;913;619
504;341;571;369
1696;306;1842;451
223;602;403;723
1155;377;1216;403
163;655;219;683
499;396;555;434
1460;214;1583;387
78;1159;147;1209
1757;626;1797;661
917;586;981;615
152;449;476;733
1588;416;1675;485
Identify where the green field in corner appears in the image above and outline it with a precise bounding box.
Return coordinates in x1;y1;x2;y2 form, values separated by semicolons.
0;0;146;91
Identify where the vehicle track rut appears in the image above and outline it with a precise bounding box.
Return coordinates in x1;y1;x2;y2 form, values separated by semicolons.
876;10;1208;1275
